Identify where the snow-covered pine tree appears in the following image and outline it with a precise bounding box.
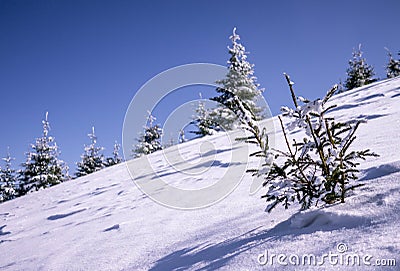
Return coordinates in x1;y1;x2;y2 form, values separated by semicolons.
208;106;237;131
344;44;377;90
190;93;216;136
259;74;378;212
0;148;17;202
335;78;346;94
133;112;163;157
75;127;105;177
211;27;264;130
385;48;400;78
19;112;69;194
105;141;123;167
179;129;187;143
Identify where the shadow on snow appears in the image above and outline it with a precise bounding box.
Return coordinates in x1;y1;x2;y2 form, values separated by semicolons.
149;210;371;271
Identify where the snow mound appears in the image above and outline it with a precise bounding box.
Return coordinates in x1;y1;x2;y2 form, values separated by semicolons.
289;208;370;230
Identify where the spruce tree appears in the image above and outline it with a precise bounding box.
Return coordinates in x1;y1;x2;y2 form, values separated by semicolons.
0;148;17;202
191;94;216;136
259;74;378;212
105;141;123;167
179;129;187;143
344;44;377;90
211;27;264;129
133;112;163;157
385;48;400;78
19;112;69;194
76;127;105;177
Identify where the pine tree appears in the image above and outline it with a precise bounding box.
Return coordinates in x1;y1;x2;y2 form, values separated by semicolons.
105;141;123;167
207;103;238;131
179;129;187;143
191;94;216;136
385;48;400;78
336;78;345;94
259;74;377;212
19;112;69;194
75;126;105;177
344;44;377;90
133;112;163;157
211;27;264;129
0;148;17;202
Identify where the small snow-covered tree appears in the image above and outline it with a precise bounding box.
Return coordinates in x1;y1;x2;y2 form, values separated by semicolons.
179;129;187;143
105;141;123;167
335;78;346;94
0;148;17;202
258;74;378;212
385;48;400;78
211;27;264;129
191;94;216;136
133;112;163;157
19;112;69;194
344;44;377;90
75;127;105;177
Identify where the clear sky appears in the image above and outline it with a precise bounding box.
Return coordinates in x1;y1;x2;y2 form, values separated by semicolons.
0;0;399;173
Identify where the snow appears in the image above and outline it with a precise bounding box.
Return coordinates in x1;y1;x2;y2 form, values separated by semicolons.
1;77;400;270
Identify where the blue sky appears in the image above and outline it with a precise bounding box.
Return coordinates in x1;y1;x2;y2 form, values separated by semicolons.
0;0;399;173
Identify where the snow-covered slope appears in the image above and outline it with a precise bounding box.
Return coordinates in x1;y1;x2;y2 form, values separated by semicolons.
1;78;400;270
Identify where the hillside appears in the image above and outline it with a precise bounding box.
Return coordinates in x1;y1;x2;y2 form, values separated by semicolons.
1;77;400;270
